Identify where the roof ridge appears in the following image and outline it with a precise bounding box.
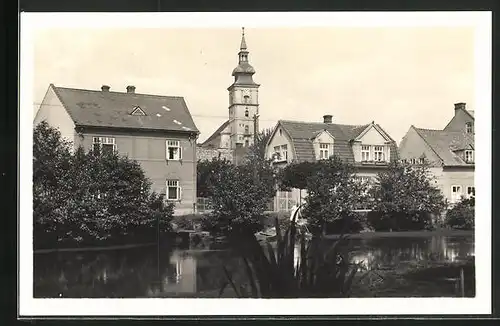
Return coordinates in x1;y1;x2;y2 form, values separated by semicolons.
54;85;185;99
279;119;368;128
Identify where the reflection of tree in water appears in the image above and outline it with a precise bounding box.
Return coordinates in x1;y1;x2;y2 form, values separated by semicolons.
34;245;172;298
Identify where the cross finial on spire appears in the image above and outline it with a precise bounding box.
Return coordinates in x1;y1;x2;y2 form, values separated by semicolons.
240;27;247;50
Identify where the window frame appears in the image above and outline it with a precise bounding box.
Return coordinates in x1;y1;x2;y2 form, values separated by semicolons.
465;122;473;134
92;136;117;154
319;143;329;160
166;180;181;201
466;186;475;198
166;139;182;160
373;145;384;162
361;145;371;161
281;145;288;161
451;185;463;203
465;150;474;163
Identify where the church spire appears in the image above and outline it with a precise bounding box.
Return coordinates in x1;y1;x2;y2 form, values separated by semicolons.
240;27;247;50
230;27;258;86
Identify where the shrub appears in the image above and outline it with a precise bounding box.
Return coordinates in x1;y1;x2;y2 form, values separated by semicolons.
324;212;365;235
444;196;475;230
368;161;446;231
302;156;367;236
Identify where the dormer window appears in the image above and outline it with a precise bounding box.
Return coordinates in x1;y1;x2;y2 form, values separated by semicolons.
131;106;146;116
466;122;473;134
319;143;330;159
465;150;474;163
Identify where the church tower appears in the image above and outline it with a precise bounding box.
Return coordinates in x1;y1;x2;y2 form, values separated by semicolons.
227;27;260;149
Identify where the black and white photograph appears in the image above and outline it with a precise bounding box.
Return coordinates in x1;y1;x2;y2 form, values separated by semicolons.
19;11;491;316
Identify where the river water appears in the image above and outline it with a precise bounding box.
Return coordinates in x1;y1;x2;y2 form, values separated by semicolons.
34;235;474;298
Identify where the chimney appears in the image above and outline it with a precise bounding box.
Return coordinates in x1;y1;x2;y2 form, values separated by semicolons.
101;85;110;92
323;114;333;124
126;85;136;94
454;102;466;111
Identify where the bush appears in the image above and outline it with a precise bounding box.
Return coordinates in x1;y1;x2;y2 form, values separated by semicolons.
172;214;207;231
368;161;446;231
324;212;365;235
444;197;475;230
366;211;434;232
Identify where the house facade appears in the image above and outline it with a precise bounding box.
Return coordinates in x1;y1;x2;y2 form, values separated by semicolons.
265;115;399;212
198;28;259;164
398;102;475;205
34;84;200;215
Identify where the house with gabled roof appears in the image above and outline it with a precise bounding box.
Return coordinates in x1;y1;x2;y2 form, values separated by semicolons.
265;114;399;212
34;84;200;215
398;102;475;205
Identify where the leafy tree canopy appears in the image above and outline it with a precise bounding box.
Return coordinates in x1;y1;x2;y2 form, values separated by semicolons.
33;121;174;247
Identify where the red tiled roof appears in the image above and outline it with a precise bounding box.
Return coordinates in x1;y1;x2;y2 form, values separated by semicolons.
52;85;199;133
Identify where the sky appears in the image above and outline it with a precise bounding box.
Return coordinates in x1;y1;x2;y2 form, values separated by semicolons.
33;26;475;144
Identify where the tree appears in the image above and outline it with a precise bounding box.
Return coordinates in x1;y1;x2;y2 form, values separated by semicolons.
33;121;174;248
196;157;233;198
444;195;474;230
205;156;277;236
278;161;319;191
301;156;367;236
368;161;446;231
246;127;274;161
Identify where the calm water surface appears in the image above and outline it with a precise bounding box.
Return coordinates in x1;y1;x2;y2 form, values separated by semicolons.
34;235;474;298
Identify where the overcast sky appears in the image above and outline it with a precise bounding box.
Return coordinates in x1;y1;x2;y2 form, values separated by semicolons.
33;27;475;144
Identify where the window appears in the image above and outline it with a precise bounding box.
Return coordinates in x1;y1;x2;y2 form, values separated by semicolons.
319;143;329;159
244;95;250;104
245;109;249;117
361;145;370;161
166;140;182;160
451;185;462;203
245;125;249;134
245;140;250;147
374;146;384;161
465;150;474;163
281;145;288;161
466;122;473;134
279;129;282;136
273;146;281;160
466;186;475;198
418;157;425;164
410;158;416;164
93;137;116;154
166;180;181;201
